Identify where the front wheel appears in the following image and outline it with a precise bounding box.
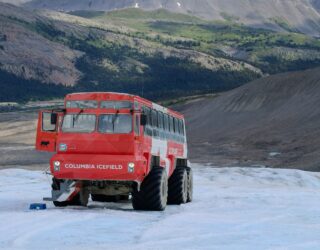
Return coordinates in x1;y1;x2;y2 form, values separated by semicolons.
132;167;168;211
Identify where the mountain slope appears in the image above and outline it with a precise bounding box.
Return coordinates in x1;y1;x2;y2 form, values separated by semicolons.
0;3;262;102
75;8;320;75
1;3;320;102
13;0;320;37
176;67;320;170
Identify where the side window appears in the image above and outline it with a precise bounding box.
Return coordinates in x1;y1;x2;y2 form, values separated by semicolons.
134;101;139;109
143;106;150;126
134;115;140;135
152;110;158;127
42;112;56;132
174;118;179;134
169;116;174;133
143;107;152;136
158;112;163;129
147;108;151;126
164;114;169;131
178;120;183;135
181;120;185;135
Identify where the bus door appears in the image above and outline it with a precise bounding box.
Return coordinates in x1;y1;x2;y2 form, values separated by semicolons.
35;111;61;152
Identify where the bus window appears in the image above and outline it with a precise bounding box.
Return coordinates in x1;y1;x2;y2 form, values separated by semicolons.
174;118;179;134
98;114;132;134
42;112;56;132
134;115;140;135
101;101;132;109
146;107;151;126
152;110;158;127
180;120;185;135
142;107;152;137
66;100;98;109
169;116;174;133
178;120;182;135
164;114;169;131
134;101;139;109
62;114;96;133
158;112;163;129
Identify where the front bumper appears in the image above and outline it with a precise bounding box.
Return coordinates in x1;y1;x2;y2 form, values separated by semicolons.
50;154;148;182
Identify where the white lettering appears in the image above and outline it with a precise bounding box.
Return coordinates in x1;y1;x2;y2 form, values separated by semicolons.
96;164;123;170
65;164;95;169
64;163;123;170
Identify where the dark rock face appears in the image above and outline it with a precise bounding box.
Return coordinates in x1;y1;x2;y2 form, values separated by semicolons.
176;67;320;170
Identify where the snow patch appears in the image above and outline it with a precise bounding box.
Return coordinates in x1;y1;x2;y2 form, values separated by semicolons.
1;167;320;249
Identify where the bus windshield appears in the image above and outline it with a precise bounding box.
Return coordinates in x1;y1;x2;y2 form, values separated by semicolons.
62;114;96;133
100;101;132;109
98;114;132;134
66;100;98;109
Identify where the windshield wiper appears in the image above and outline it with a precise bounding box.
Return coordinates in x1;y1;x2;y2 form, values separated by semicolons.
111;110;119;132
74;109;84;122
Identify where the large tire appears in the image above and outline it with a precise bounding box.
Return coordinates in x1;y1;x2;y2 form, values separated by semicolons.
186;167;193;203
132;167;168;211
168;167;188;205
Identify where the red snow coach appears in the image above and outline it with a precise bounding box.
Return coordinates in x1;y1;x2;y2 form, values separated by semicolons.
36;92;193;211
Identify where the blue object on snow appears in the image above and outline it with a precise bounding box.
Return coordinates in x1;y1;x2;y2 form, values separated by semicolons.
29;203;47;210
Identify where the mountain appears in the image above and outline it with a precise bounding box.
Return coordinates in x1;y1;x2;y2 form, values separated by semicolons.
6;0;320;37
176;67;320;170
1;3;320;102
0;3;263;102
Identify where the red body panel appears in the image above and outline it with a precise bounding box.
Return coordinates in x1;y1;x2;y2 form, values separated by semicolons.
36;92;188;183
50;154;148;182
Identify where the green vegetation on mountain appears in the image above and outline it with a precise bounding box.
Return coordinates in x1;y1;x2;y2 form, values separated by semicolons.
0;70;71;102
71;8;320;74
45;21;260;99
1;4;320;103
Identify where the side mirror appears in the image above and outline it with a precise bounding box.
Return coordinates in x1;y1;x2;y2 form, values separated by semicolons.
140;114;147;126
50;113;58;125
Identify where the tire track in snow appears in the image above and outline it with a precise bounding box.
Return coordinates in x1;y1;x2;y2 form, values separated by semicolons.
10;212;97;248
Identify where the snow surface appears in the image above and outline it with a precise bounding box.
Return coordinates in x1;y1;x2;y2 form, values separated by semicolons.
1;166;320;250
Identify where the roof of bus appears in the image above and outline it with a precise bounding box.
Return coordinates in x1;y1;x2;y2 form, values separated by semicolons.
65;92;184;119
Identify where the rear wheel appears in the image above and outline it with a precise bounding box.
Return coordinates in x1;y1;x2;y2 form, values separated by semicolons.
186;167;193;203
132;167;168;211
168;167;188;205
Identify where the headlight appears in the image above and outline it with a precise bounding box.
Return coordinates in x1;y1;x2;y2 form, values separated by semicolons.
59;143;67;151
53;161;61;171
128;162;135;173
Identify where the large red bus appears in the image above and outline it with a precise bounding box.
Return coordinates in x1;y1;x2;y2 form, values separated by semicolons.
36;92;192;211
